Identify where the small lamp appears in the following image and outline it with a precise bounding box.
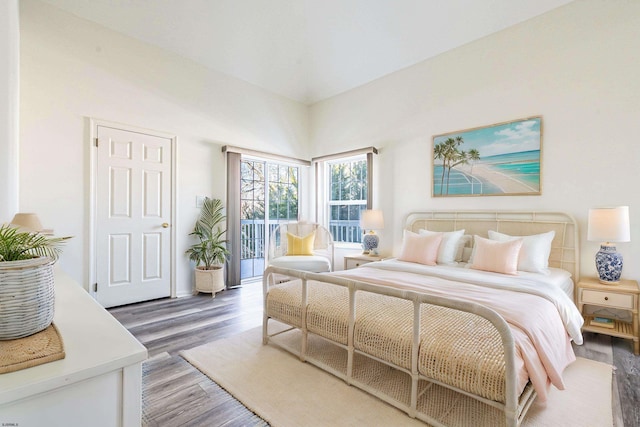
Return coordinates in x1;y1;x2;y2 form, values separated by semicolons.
360;209;384;256
587;206;631;285
10;213;44;232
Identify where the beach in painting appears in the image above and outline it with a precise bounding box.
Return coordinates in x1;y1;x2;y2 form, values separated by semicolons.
432;117;541;196
433;149;540;196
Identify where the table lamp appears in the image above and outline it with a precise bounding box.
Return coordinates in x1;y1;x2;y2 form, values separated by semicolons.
587;206;630;284
10;213;44;232
360;209;384;255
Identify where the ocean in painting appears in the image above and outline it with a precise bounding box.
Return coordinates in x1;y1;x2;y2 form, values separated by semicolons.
433;150;540;195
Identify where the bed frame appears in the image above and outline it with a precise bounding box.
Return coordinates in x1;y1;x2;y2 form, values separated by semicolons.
262;211;579;427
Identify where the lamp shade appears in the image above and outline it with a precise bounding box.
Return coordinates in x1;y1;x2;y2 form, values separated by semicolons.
10;213;44;232
360;210;384;230
587;206;630;242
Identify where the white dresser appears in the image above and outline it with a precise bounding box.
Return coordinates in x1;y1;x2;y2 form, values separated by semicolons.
0;269;148;426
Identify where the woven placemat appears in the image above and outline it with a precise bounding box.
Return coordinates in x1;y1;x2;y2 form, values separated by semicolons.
0;323;65;374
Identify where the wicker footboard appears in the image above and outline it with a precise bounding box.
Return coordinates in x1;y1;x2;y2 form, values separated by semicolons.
263;267;537;427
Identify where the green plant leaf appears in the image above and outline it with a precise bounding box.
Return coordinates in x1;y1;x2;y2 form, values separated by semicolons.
0;224;70;262
185;197;230;269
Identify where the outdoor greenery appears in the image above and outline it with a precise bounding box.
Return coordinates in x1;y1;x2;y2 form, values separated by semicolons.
186;197;230;270
433;136;481;195
0;224;69;262
240;161;299;221
329;159;367;221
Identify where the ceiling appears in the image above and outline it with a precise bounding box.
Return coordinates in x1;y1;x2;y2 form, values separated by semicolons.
40;0;573;105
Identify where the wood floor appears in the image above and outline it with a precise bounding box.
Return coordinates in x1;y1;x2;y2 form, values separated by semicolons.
109;281;640;427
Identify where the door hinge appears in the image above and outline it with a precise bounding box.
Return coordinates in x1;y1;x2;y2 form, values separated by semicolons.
94;137;99;147
93;283;98;292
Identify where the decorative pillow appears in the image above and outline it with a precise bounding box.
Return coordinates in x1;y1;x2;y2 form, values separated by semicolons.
286;232;315;255
456;234;473;262
488;230;555;274
461;246;474;263
469;235;523;275
419;229;465;265
398;230;443;266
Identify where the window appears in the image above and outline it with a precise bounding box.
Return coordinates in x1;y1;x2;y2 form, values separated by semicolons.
240;159;299;279
327;156;368;243
313;147;376;245
268;164;299;222
224;145;310;288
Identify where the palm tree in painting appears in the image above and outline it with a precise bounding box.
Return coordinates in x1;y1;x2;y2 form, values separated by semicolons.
433;136;481;195
466;148;481;194
467;149;481;174
442;136;463;195
447;149;470;195
433;143;447;195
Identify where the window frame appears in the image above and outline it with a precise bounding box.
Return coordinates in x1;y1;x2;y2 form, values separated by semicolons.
313;147;377;249
326;154;368;246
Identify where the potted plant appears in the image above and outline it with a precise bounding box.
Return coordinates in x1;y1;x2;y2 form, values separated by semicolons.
0;224;69;339
185;197;230;297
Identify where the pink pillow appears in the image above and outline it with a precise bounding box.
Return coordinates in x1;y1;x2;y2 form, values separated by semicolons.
469;235;523;275
398;230;443;266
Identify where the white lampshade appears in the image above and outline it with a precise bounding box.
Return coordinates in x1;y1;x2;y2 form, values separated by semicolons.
10;213;44;232
360;210;384;230
587;206;631;243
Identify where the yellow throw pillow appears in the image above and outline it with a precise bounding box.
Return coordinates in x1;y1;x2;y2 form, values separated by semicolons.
286;232;315;255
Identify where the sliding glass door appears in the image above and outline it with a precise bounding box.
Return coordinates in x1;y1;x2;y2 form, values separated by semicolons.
240;159;298;280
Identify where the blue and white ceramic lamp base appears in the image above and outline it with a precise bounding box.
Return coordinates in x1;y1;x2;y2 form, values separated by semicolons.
595;243;623;285
362;233;379;256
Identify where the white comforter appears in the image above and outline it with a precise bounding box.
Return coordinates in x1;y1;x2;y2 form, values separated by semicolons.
332;259;584;402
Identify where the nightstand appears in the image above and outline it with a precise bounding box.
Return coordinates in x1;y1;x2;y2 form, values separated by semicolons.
343;253;384;270
577;277;639;355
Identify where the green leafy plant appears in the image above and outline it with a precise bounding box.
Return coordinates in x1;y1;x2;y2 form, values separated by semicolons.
185;197;230;270
0;224;69;262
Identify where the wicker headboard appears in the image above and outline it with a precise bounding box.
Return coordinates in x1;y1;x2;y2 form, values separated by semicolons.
405;211;580;281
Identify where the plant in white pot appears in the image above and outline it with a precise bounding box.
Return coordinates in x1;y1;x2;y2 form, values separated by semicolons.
0;224;69;339
185;197;230;297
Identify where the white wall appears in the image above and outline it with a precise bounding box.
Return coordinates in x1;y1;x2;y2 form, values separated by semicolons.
0;0;20;220
19;0;309;295
310;0;640;281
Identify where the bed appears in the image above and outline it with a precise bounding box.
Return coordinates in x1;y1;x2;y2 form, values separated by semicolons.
262;211;583;427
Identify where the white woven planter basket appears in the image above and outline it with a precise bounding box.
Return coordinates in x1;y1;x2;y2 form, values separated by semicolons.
0;257;56;340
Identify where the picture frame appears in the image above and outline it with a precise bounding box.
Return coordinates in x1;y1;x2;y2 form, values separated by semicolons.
432;116;542;197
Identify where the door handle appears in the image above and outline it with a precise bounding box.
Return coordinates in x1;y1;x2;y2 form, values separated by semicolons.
162;223;169;228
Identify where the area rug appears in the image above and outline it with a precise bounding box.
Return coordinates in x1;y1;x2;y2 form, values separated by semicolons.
181;327;613;427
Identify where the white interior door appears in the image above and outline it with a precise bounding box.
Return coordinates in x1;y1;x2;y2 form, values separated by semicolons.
95;124;173;308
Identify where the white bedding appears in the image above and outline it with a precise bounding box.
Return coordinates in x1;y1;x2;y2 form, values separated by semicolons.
358;259;583;345
332;259;584;402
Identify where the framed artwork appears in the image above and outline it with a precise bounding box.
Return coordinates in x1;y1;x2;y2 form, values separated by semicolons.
432;116;542;197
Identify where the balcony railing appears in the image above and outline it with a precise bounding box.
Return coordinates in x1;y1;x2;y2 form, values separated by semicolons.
328;220;363;244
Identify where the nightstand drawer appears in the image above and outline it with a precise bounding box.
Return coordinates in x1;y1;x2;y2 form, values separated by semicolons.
345;259;368;270
582;289;634;309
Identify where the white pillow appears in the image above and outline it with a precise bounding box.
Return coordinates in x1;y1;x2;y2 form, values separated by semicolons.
469;235;523;275
398;230;442;266
488;230;555;274
419;229;465;265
